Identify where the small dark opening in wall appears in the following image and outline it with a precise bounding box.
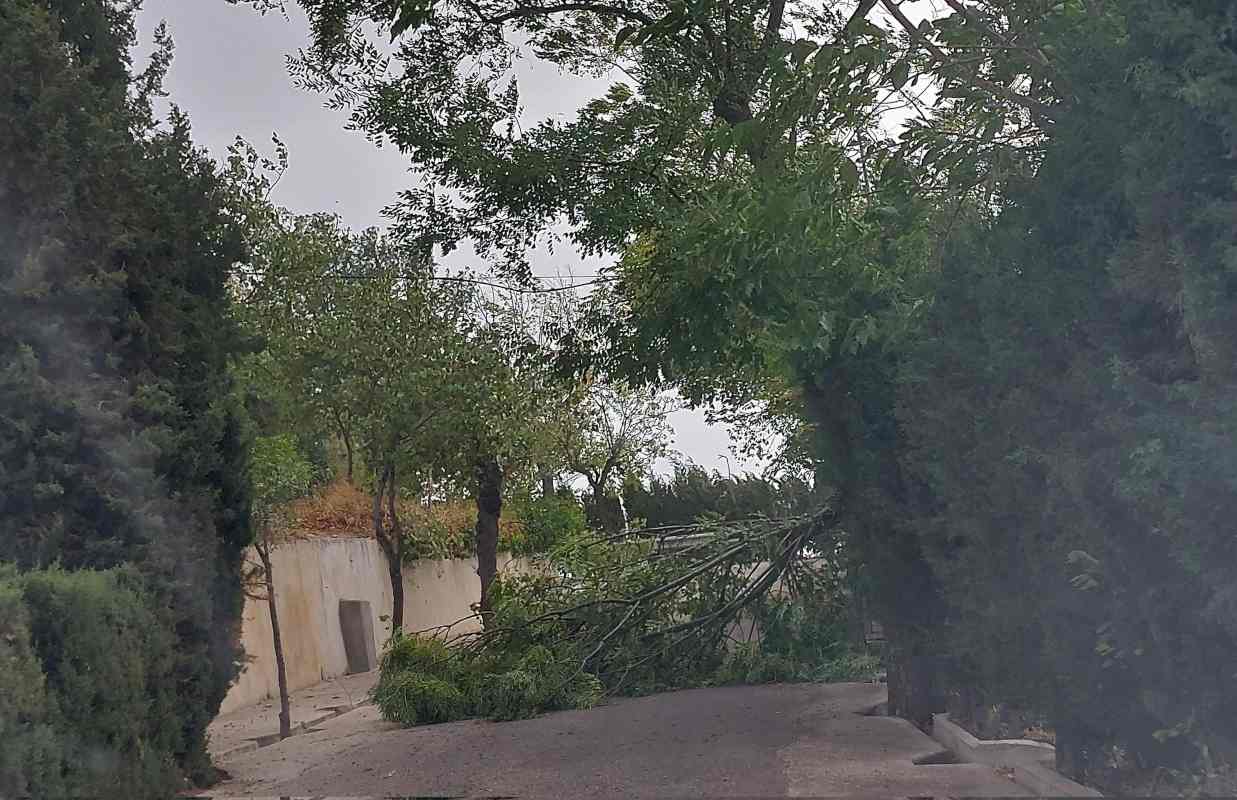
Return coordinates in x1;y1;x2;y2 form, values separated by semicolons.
339;599;377;673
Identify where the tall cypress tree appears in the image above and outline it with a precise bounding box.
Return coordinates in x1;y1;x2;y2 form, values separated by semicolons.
0;0;252;778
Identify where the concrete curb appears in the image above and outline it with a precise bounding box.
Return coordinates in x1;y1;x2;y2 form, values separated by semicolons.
215;699;373;763
931;713;1102;797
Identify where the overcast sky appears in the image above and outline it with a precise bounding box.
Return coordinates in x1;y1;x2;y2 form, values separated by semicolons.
132;1;761;476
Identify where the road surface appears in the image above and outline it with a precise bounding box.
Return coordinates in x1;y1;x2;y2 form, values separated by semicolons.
209;682;1031;797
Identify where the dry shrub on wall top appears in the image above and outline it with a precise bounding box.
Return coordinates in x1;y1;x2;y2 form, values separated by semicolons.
284;479;572;557
287;480;389;536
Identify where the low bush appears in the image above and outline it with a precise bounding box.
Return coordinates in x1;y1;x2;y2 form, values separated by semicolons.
812;652;883;683
379;628;461;679
371;634;602;725
713;644;800;686
372;672;467;725
521;645;604;711
470;669;541;721
288;481;579;560
0;567;61;798
0;565;184;799
402;503;479;560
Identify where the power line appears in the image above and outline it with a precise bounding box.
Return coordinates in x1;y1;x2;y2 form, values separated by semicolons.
436;274;617;293
231;267;618;294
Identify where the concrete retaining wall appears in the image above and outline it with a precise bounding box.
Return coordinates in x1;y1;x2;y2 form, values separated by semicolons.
221;536;531;713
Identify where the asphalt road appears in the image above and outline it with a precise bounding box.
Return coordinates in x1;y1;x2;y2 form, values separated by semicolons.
209;682;1031;797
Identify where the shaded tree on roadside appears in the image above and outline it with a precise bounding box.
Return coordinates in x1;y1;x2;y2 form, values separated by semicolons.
1;0;254;781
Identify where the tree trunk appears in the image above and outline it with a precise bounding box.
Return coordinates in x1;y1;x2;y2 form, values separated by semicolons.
373;464;404;632
885;642;943;728
474;455;502;621
1054;719;1091;781
540;470;554;498
334;409;354;484
386;463;405;632
257;539;292;739
600;484;621;534
801;375;944;727
387;548;405;633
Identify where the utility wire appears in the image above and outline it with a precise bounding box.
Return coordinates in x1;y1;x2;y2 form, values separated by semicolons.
231;267;618;294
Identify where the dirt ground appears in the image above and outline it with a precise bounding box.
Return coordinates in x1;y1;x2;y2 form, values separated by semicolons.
206;682;1032;798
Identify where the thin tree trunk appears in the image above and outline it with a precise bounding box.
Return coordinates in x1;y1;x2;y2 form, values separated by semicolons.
334;409;354;484
386;463;405;632
593;483;610;532
540;470;554;498
387;547;405;633
372;464;404;632
257;539;291;739
474;455;502;622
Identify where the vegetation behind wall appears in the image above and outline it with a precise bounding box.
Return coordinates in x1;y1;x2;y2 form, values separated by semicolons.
287;480;589;559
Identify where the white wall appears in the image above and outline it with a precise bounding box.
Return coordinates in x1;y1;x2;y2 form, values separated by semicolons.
220;536;530;714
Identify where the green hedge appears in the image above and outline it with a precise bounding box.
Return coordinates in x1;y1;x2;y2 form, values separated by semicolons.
0;565;183;799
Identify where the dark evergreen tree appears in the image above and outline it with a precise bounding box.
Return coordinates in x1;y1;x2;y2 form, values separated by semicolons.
0;0;252;781
899;0;1237;784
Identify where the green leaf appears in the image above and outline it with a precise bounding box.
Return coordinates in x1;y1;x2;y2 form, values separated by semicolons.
790;39;819;68
812;46;837;75
390;0;435;39
837;156;860;192
888;59;911;91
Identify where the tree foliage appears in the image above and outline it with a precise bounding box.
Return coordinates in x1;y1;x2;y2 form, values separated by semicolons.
259;0;942;723
896;0;1237;787
551;380;675;528
241;210;485;628
252;435;318;526
0;0;253;782
624;463;814;527
0;565;185;799
246;0;1237;788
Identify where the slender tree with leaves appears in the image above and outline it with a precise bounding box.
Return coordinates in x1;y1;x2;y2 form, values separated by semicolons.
248;435;316;739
